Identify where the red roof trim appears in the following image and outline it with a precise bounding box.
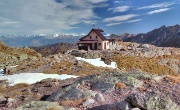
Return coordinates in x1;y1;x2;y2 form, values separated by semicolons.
77;41;97;44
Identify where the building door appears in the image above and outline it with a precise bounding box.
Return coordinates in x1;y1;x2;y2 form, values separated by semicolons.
95;43;97;49
104;42;106;50
90;44;92;50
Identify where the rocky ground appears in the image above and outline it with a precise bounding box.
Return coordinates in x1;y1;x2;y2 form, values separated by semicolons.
0;78;79;110
0;41;180;110
1;71;179;110
0;41;41;74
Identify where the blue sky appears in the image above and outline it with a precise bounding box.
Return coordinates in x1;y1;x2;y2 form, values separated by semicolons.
0;0;180;35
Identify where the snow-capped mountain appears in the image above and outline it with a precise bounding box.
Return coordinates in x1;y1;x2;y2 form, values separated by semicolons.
0;33;85;47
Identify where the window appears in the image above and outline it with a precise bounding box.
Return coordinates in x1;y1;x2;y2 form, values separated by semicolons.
90;36;92;39
96;36;98;39
98;43;101;46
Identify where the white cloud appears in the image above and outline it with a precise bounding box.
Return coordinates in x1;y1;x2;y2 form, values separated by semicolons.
106;18;142;26
82;20;97;24
114;1;119;4
137;1;175;10
114;1;124;4
147;8;170;15
106;22;122;26
0;0;107;35
127;19;142;23
108;6;130;13
88;0;108;4
103;14;138;22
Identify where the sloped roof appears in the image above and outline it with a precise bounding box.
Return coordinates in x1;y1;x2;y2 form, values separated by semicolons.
80;28;109;41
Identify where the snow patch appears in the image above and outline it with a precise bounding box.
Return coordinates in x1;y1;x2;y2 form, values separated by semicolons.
76;57;117;68
10;65;18;68
0;73;78;86
0;69;3;75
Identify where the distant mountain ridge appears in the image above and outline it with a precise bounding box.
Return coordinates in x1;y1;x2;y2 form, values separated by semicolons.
123;24;180;47
0;34;84;47
1;24;180;48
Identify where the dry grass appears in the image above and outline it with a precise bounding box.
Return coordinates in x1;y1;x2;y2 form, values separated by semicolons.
48;107;62;110
166;75;180;84
115;82;126;89
137;87;146;92
43;61;73;74
0;41;40;61
113;55;176;75
0;83;30;97
74;63;113;77
59;98;86;106
117;41;134;46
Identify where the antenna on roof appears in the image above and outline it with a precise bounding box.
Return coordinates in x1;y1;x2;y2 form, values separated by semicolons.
92;21;95;29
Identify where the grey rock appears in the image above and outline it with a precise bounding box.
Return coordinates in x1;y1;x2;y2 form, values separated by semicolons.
82;99;94;107
0;95;6;102
138;44;151;49
159;59;180;74
116;101;132;110
89;101;132;110
6;98;16;108
126;93;147;109
15;101;65;110
126;92;180;110
85;90;97;98
67;108;76;110
47;86;95;101
91;81;115;93
129;108;141;110
120;76;143;88
95;93;105;102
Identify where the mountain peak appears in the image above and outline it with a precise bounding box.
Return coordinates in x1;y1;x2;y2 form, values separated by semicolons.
124;24;180;47
160;25;166;28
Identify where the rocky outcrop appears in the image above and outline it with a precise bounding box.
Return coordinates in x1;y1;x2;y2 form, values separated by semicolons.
0;95;16;108
15;101;75;110
0;70;180;109
0;77;78;109
0;41;41;72
45;71;178;109
30;42;78;57
126;92;180;110
92;92;180;110
68;49;100;59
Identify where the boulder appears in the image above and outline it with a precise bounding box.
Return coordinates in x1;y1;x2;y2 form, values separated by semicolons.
89;101;132;110
126;92;180;110
82;99;94;107
46;86;96;101
138;44;151;49
116;101;132;110
95;93;105;102
120;76;143;88
91;80;115;93
129;108;141;110
15;101;65;110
